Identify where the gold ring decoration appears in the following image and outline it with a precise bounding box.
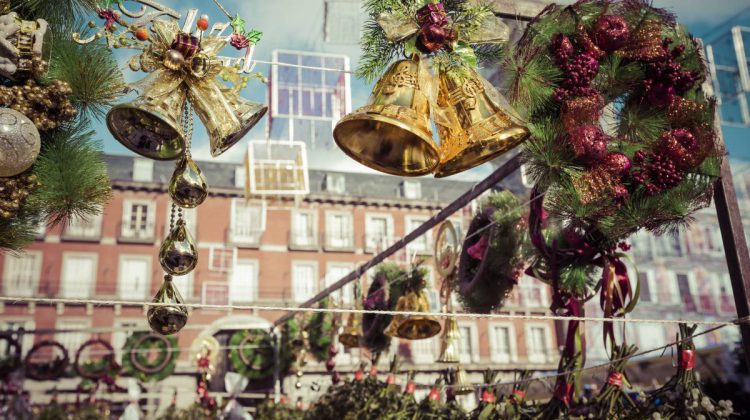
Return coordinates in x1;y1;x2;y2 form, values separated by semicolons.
434;220;459;278
24;340;69;381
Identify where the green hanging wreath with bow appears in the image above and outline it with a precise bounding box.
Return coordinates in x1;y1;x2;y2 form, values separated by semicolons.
121;332;179;382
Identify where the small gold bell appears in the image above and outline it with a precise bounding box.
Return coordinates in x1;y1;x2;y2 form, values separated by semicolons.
339;312;363;348
392;291;441;340
450;365;474;395
436;316;460;363
147;275;189;335
163;49;186;71
159;219;198;276
169;155;208;208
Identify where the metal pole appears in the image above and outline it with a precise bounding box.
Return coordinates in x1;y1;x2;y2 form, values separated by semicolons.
272;154;522;327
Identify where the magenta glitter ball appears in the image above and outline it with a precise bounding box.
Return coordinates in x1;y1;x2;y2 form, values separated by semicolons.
568;124;608;164
603;152;632;177
593;15;630;53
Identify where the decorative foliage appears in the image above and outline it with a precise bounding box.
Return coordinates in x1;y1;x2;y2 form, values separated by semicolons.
306;297;336;362
362;262;406;352
121;332;179;382
229;329;276;380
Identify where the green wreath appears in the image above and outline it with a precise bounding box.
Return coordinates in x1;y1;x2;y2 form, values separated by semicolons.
121;332;179;382
305;298;335;362
505;0;720;248
228;329;276;380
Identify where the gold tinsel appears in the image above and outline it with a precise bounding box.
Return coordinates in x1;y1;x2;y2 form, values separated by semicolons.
0;173;41;219
0;75;76;131
618;20;668;62
573;167;618;208
667;96;705;126
561;94;605;132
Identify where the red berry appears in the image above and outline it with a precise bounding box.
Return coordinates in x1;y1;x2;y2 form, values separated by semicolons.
328;344;338;357
386;374;395;385
428;388;440;401
134;28;149;41
325;359;335;372
405;382;416;394
369;367;378;376
197;16;209;31
332;371;341;384
354;370;364;381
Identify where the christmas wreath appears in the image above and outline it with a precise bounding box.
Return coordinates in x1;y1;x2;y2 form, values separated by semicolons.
74;338;120;380
306;298;336;362
121;332;179;382
228;329;276;380
362;263;407;353
0;332;21;380
24;339;69;380
456;191;527;313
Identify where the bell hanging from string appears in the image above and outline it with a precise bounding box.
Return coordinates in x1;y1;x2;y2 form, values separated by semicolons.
147;274;189;335
384;309;404;338
392;290;441;340
436;315;460;363
333;55;440;176
450;365;474;395
338;312;363;348
159;217;198;276
106;81;187;161
169;155;208;208
187;80;268;157
433;67;530;178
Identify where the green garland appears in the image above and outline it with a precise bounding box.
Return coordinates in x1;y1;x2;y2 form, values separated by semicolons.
121;332;179;383
305;298;335;362
229;329;276;380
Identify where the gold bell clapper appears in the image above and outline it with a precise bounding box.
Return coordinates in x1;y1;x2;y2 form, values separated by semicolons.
169;154;208;208
339;312;364;348
333;56;440;176
392;290;441;340
449;365;474;396
106;78;187;161
159;206;198;276
436;316;460;363
433;68;530;178
147;274;189;335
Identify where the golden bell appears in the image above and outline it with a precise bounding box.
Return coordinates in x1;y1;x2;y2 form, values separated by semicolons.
339;312;363;348
384;310;403;338
451;365;474;395
434;68;530;178
169;155;208;208
393;291;441;340
188;80;268;158
333;57;439;176
436;316;460;363
106;82;187;161
147;275;189;335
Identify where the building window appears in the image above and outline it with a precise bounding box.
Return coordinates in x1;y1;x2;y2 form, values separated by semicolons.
230;260;259;303
121;200;155;241
56;319;90;355
638;271;657;303
490;324;515;364
325;211;353;250
208;247;236;273
61;253;97;298
656;234;683;257
631;232;654;261
292;262;318;303
676;272;695;310
365;214;393;252
118;255;151;300
164;206;197;239
202;282;230;305
527;325;551;363
457;325;477;364
519;275;548;308
401;180;421;199
3;251;42;296
290;209;318;248
411;337;435;364
325;263;353;305
1;319;35;355
172;272;194;301
718;274;735;313
132;158;154;183
63;213;102;240
324;173;346;194
112;320;139;363
234;166;246;189
405;216;431;255
230;199;265;246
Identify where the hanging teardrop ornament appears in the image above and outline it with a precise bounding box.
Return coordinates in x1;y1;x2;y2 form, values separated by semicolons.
147;274;189;335
169;155;208;208
159;218;198;275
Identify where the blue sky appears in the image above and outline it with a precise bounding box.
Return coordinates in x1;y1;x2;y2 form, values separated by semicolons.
95;0;750;179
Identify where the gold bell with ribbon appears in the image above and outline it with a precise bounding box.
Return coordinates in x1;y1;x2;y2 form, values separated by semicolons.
436;316;460;363
390;290;441;340
333;56;440;176
338;312;363;348
433;68;530;178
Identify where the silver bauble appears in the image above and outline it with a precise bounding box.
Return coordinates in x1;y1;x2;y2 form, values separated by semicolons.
163;49;185;71
147;274;189;335
159;219;198;275
0;108;40;177
169;155;208;208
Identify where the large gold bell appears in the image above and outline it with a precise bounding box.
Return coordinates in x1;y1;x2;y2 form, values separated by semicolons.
106;79;187;161
188;80;268;158
391;291;441;340
339;312;363;348
436;316;460;363
450;365;474;395
333;57;439;176
434;68;530;178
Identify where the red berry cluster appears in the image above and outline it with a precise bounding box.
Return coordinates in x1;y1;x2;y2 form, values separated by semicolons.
632;150;684;196
643;38;701;106
551;33;600;102
326;344;340;384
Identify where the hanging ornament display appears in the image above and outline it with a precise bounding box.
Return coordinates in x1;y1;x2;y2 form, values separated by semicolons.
122;332;179;383
0;172;40;219
363;263;406;352
0;332;21;381
229;329;276;379
334;1;528;178
433;220;461;364
168;154;208;208
0;107;41;177
159;204;198;276
305;298;336;362
385;263;440;340
0;11;47;81
24;340;69;381
147;274;189;335
192;335;220;382
339;282;364;349
74;338;120;381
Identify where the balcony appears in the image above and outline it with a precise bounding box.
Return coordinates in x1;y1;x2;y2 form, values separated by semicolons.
117;222;155;244
61;225;102;242
323;230;355;252
228;226;263;248
289;230;319;251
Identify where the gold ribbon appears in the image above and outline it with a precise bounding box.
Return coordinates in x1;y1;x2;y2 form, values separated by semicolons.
376;10;510;45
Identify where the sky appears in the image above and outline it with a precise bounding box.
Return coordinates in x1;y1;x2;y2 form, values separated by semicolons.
94;0;750;180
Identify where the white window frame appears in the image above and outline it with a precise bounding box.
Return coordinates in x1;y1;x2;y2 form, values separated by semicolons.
3;251;42;297
230;199;266;246
60;252;98;299
405;215;432;255
291;261;319;303
324;210;354;250
324;173;346;194
234;166;247;189
163;206;197;239
0;318;35;355
364;213;394;252
411;336;437;364
325;262;354;305
457;321;480;364
121;199;156;240
117;255;152;301
55;318;91;355
290;208;318;248
208;246;237;273
201;281;230;305
489;322;518;364
230;259;260;304
525;323;553;364
172;271;194;301
132;158;154;183
64;213;103;240
638;269;658;303
401;180;422;199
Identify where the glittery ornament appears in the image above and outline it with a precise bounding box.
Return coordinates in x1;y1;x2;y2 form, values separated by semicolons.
603;152;632;177
163;49;185;71
551;33;574;63
554;53;600;102
658;128;706;170
0;108;40;177
0;173;40;219
561;94;605;131
0;79;76;131
646;82;675;107
619;20;668;62
575;24;604;58
667;96;705;126
592;15;629;53
573;168;618;206
568;124;608;164
159;219;198;276
632;151;683;196
416;24;447;53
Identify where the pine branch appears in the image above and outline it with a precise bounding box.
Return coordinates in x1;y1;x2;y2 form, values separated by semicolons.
12;0;99;28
